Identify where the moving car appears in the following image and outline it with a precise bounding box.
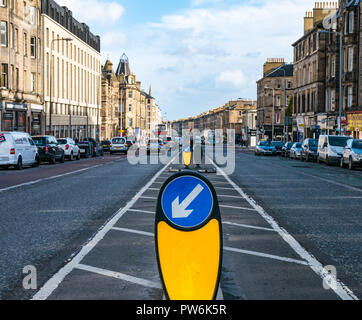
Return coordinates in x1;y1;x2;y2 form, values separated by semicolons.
0;132;40;170
255;141;276;156
147;139;165;155
290;143;302;159
110;137;128;154
32;136;65;164
340;139;362;170
282;142;294;157
301;139;318;162
101;140;112;152
317;135;351;166
271;141;284;155
57;138;81;161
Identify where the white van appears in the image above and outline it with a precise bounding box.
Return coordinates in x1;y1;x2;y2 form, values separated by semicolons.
317;135;351;166
0;132;40;170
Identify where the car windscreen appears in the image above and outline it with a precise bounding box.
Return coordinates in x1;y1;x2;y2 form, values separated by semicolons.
295;143;302;148
101;141;110;145
309;140;318;147
329;136;350;147
287;142;294;148
57;139;67;145
352;141;362;149
112;138;125;144
33;137;46;146
259;142;270;146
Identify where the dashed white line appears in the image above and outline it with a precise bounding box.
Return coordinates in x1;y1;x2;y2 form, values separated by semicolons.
210;158;359;301
127;208;155;214
217;194;243;199
224;247;308;265
140;196;158;200
76;264;162;289
112;227;154;237
32;157;176;300
220;204;256;211
223;221;275;232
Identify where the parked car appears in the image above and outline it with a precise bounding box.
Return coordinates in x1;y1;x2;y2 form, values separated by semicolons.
317;135;351;166
271;141;284;155
84;138;104;157
77;140;93;158
101;140;112;152
32;136;65;164
290;143;302;159
57;138;81;161
255;141;276;156
340;139;362;170
110;137;128;154
147;139;165;155
282;142;294;157
0;132;40;170
301;138;318;162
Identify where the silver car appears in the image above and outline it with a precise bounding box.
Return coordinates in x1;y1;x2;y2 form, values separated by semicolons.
340;139;362;170
110;137;128;155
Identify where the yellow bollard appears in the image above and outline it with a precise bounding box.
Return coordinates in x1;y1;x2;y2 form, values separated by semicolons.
183;145;192;167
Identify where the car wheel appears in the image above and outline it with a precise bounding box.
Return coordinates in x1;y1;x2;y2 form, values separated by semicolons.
326;156;331;166
16;157;23;170
348;158;354;170
60;154;65;163
70;152;74;161
49;156;56;165
340;158;345;168
77;152;81;160
305;154;309;162
32;155;40;168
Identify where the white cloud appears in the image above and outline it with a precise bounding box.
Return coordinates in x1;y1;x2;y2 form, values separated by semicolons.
56;0;125;25
101;31;127;49
216;70;247;88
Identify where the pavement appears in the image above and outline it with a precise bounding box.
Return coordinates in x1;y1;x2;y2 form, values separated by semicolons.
0;148;361;300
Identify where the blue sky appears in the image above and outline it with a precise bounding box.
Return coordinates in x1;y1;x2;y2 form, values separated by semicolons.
58;0;318;120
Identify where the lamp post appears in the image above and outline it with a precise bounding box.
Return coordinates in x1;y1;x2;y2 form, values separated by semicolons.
49;37;72;136
264;87;275;140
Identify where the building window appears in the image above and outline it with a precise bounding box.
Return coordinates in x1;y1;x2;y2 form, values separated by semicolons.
0;0;6;7
349;11;354;33
1;21;7;47
30;37;36;58
29;6;35;25
276;95;281;107
46;28;49;47
331;55;335;78
348;48;353;72
128;118;133;127
1;64;8;88
347;86;353;108
128;104;132;112
23;33;27;56
9;23;13;48
128;90;133;98
30;72;36;92
329;89;335;111
14;28;18;52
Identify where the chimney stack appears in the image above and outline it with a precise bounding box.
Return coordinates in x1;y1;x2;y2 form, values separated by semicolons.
263;58;285;77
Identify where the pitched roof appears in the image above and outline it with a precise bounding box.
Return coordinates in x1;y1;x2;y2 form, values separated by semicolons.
265;64;293;78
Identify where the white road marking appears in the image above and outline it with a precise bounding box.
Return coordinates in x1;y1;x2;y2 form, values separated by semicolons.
32;157;176;300
220;204;256;211
140;196;158;200
224;247;308;265
217;194;243;199
76;264;162;289
148;188;160;191
223;221;275;232
111;227;307;266
210;159;359;301
112;227;154;237
128;208;155;214
215;187;235;190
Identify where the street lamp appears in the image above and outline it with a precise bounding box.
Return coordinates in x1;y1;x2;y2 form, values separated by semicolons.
49;37;72;136
318;28;343;136
264;86;275;140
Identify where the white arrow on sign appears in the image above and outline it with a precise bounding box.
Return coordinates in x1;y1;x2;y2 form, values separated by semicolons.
172;184;204;219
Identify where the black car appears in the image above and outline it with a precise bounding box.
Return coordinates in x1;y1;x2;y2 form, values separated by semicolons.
301;138;318;162
32;136;65;164
77;140;93;158
101;140;112;152
281;142;294;157
83;138;104;157
271;141;284;155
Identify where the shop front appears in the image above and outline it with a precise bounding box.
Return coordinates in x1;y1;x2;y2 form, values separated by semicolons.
30;104;44;136
1;103;27;132
346;111;362;139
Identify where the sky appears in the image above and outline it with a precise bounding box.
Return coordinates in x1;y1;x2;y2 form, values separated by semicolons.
57;0;319;121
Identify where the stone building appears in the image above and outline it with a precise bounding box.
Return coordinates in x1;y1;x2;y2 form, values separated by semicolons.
0;0;44;134
101;59;119;141
115;53;162;141
42;0;102;139
257;58;294;141
292;2;338;141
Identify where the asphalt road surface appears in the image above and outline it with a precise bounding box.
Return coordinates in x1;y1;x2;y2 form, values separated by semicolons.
0;148;361;300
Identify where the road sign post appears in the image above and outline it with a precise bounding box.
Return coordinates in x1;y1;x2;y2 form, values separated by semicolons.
155;171;222;300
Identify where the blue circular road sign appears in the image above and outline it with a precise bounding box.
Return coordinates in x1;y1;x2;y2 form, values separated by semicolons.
161;175;214;229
